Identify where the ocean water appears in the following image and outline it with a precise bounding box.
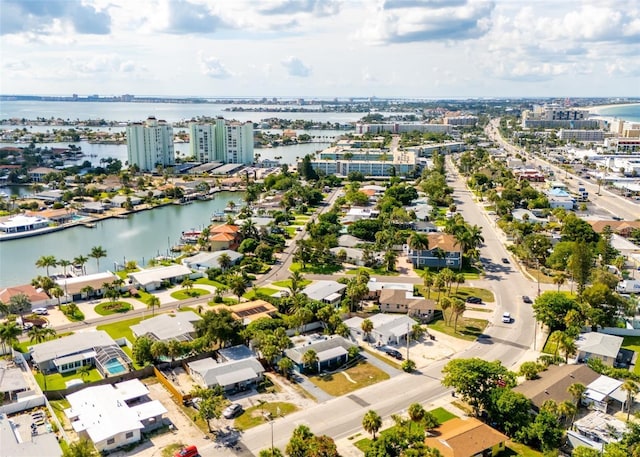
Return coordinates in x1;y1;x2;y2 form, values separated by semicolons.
593;103;640;122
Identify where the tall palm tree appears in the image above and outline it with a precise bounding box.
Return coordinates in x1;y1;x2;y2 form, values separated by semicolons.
553;273;566;292
454;273;465;293
361;318;374;343
28;326;57;344
408;232;430;252
147;295;160;316
622;380;639;421
423;272;434;299
0;300;8;316
302;349;319;373
8;293;31;324
49;285;65;307
73;255;89;275
57;259;72;278
362;410;382;439
452;298;466;332
218;253;232;271
0;322;22;353
407;403;426;433
35;255;57;277
568;383;586;409
89;246;107;272
440;296;452;325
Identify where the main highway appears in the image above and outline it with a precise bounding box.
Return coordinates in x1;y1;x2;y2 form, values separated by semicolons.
210;154;542;456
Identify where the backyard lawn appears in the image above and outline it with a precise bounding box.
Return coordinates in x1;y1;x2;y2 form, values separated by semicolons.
622;336;640;375
170;288;211;300
428;315;488;341
35;367;102;390
309;361;390;396
97;316;146;342
497;441;544;457
289;262;343;275
195;277;227;289
234;402;298;430
271;279;312;289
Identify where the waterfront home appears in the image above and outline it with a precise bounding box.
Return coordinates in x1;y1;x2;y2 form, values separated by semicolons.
27;207;75;225
208;224;240;250
187;355;264;393
0;214;50;234
28;330;133;377
128;264;197;291
56;271;119;301
424;417;508;457
182;249;243;271
405;233;462;269
108;195;142;208
65;379;167;453
210;300;277;325
284;334;355;373
0;284;52;310
79;201;107;214
28;167;58;182
131;311;201;342
32;189;63;202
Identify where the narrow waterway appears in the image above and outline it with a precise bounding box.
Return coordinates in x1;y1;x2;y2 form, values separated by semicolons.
0;192;243;287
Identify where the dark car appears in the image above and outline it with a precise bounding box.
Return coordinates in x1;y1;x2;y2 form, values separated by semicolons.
522;296;532;304
385;349;403;360
466;296;482;304
501;257;510;264
223;403;243;419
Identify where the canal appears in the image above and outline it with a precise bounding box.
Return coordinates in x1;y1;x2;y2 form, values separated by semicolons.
0;191;243;287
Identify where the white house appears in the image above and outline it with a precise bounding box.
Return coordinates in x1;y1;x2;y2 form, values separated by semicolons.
344;313;415;345
301;280;346;305
128;264;199;291
64;379;167;452
131;311;201;342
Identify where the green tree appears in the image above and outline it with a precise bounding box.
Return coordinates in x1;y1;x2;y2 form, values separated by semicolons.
442;358;516;416
361;318;374;342
62;439;99;457
519;361;542;380
532;291;580;331
147;294;160;316
8;293;31;323
218;252;232;271
622;380;639;422
522;408;564;452
195;308;242;349
362;410;382;439
132;336;154;366
302;349;319;373
229;273;248;302
572;447;601;457
277;357;294;379
35;255;57;277
27;326;56;344
567;241;594;296
489;389;533;437
0;321;22;353
89;245;107;271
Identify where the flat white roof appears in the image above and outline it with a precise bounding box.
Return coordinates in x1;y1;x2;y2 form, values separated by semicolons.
131;311;200;341
129;264;193;286
0;214;49;229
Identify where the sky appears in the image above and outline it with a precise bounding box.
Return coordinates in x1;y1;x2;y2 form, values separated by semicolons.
1;0;639;99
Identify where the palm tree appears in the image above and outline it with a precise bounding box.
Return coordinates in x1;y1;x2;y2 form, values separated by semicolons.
553;273;566;292
218;253;232;271
568;383;586;409
0;321;21;354
181;277;194;293
558;400;577;427
302;349;319;373
49;285;65;306
408;232;430;252
452;298;466;332
8;293;31;325
73;255;89;275
28;326;56;344
558;334;577;363
362;410;382;439
407;403;426;433
622;380;639;421
361;318;374;343
423;272;434;299
89;246;107;272
0;300;8;316
440;296;452;325
80;285;95;300
454;273;465;293
147;295;160;316
384;248;397;272
57;259;72;278
35;255;57;277
229;273;248;302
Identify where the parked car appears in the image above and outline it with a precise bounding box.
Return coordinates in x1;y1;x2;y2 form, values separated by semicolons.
174;445;198;457
522;296;532;304
33;307;49;315
223;403;243;419
502;312;512;323
466;296;482;304
385;349;403;360
501;257;510;264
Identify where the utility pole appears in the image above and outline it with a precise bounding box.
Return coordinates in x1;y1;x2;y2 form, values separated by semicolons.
407;323;410;361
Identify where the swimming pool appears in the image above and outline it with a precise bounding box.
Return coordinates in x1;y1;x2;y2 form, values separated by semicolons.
104;358;126;375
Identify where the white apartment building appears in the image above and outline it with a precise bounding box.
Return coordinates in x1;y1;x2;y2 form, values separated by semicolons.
444;116;478;126
558;129;605;142
189;119;254;164
126;117;174;172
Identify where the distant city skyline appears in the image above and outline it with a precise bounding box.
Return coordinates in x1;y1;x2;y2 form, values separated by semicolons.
2;0;639;98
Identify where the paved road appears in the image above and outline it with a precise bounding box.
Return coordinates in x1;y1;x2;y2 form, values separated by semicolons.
486;119;640;221
213;158;543;457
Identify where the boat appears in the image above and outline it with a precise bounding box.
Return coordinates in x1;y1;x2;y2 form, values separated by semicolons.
83;222;97;228
180;230;202;244
211;211;225;221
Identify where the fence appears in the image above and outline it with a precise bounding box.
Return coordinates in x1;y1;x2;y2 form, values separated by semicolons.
600;327;640;337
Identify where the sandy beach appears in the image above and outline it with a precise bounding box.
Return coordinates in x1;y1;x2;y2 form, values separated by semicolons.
586;102;640;114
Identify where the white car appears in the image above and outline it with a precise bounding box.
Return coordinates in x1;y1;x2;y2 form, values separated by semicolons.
502;312;512;323
33;308;49;315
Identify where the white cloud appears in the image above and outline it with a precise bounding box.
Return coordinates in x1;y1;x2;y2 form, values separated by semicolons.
281;56;312;77
198;53;232;79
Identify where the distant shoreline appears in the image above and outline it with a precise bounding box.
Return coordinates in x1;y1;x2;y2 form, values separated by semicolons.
586;102;640;115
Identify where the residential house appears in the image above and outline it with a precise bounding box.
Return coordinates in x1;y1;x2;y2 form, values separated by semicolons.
131;311;201;342
284;335;355;373
0;214;50;234
210;300;278;325
28;167;59;182
1;412;62;457
424;417;508;457
56;271;119;302
589;220;640;238
366;280;413;300
0;360;30;404
183;249;243;271
412;221;438;233
575;332;623;367
187;355;264;393
337;234;362;248
513;364;600;412
65;379;167;452
28;330;133;377
583;375;627;413
344;314;415;345
567;411;627;452
208;224;240;250
108;195;142;208
128;264;197;291
377;289;436;321
405;233;462;269
330;247;367;266
0;284;52;310
27;208;75;225
301;280;346;306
